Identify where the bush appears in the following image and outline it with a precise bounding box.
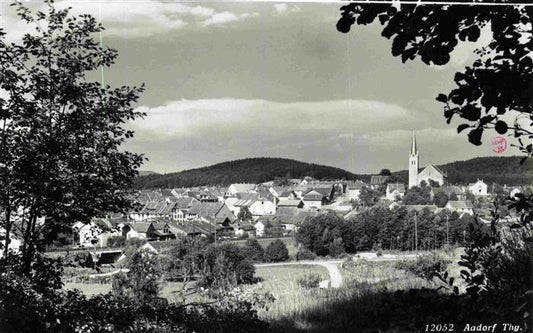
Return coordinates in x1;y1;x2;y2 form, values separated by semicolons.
297;273;322;289
107;235;126;247
396;253;451;281
295;248;316;261
241;238;265;263
264;239;289;262
201;243;256;289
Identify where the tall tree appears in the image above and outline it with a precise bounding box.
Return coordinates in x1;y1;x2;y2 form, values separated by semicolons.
0;1;145;269
337;1;533;160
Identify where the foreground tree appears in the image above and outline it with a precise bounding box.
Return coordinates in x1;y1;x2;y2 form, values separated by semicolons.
337;1;532;159
0;1;145;269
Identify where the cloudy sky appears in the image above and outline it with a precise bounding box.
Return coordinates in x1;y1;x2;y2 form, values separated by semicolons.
0;1;517;174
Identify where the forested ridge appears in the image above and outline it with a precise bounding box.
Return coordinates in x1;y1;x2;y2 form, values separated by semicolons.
393;156;532;185
136;156;531;189
135;158;365;188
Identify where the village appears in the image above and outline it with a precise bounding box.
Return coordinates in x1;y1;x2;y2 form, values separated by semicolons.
66;134;524;251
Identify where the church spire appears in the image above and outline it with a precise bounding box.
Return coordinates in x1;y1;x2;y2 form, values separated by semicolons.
410;131;417;155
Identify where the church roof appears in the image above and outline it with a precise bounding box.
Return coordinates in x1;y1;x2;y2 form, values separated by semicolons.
410;132;417;155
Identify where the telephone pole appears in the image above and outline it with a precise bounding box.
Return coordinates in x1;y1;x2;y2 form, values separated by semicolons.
446;215;450;245
414;212;418;253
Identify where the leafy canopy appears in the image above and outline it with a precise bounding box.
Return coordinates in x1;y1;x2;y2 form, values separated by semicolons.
337;1;533;160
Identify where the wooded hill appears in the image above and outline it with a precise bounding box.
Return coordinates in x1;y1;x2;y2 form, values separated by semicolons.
135;156;531;189
135;158;364;189
393;156;532;186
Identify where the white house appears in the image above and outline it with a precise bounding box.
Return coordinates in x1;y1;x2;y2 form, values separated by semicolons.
446;200;474;215
386;183;406;201
347;181;366;200
302;190;325;209
254;221;265;237
75;222;103;247
248;200;276;216
227;183;255;196
468;179;488;196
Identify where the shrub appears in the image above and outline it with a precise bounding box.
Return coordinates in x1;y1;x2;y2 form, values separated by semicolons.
295;247;316;261
107;235;126;247
241;238;265;263
201;243;256;289
297;273;322;289
396;253;451;281
264;239;289;263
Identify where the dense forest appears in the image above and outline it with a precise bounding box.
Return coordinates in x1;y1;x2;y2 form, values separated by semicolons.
135;158;365;188
136;156;531;189
393;156;532;186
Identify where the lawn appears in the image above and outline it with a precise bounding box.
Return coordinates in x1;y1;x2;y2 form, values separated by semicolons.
64;281;188;300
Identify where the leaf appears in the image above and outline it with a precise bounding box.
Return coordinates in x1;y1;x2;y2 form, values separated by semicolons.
457;124;470;133
467;127;483;146
495;121;508;134
436;94;448;103
460;105;481;121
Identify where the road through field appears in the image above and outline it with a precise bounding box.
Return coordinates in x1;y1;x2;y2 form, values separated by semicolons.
254;253;422;289
255;260;344;288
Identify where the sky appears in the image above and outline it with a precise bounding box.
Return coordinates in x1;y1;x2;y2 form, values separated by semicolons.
0;0;518;174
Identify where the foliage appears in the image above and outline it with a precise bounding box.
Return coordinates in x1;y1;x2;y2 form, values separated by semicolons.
295;247;316;261
433;190;449;208
237;206;253;222
0;0;145;268
201;243;256;289
358;186;382;207
402;183;432;205
112;247;162;304
295;212;347;256
396;253;451;281
264;239;290;263
297;273;322;289
167;237;209;281
337;2;533;158
135;157;367;188
107;235;126;248
241;238;265;263
393;156;533;186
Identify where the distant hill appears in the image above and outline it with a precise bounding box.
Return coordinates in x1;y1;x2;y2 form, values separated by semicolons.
135;158;367;189
138;170;159;176
393;156;532;186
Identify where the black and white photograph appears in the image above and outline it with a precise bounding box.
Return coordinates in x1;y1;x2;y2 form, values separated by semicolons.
0;0;531;332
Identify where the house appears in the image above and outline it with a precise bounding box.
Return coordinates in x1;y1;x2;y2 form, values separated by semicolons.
274;207;318;225
254;221;266;237
277;199;304;208
446;200;474;215
130;200;180;222
346;181;366;200
187;201;236;223
468;179;488;196
432;186;466;201
123;223;150;240
386;183;406;201
278;190;299;200
74;222;103;247
248;199;276;216
147;222;175;241
234;221;255;237
302;190;326;208
227;183;255;196
370;175;390;189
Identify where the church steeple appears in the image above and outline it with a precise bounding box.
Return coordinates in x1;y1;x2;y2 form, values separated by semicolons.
410;131;417;155
409;131;419;189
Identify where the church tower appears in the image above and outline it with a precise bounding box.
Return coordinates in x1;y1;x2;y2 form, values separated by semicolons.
408;132;419;189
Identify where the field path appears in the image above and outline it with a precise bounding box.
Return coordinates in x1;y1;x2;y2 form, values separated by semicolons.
255;260;344;288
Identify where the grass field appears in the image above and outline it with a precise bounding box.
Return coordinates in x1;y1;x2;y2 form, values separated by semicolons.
249;265;331;320
64;281;188;300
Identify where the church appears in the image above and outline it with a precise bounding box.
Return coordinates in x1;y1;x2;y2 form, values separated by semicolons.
409;133;447;188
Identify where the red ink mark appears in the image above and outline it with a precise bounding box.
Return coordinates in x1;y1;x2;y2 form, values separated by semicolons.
491;136;507;153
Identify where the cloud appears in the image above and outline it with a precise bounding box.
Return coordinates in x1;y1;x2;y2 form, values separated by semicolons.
273;3;301;15
202;11;258;27
1;1;259;41
125;98;463;173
